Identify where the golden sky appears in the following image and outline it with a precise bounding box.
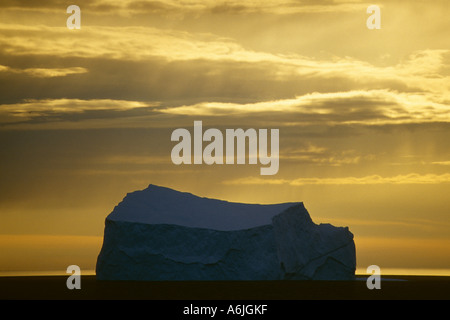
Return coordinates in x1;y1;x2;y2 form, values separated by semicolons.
0;0;449;274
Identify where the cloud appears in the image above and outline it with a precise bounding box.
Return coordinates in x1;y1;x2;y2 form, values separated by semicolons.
0;99;156;125
207;0;367;15
1;86;448;129
277;143;370;166
0;0;66;9
0;23;268;62
432;161;450;166
74;168;186;176
1;21;447;84
281;147;365;166
0;65;88;78
160;89;450;125
225;173;450;186
0;3;448;131
0;17;448;109
0;0;368;15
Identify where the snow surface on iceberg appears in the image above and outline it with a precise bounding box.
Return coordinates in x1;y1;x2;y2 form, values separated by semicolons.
106;184;297;231
96;184;356;280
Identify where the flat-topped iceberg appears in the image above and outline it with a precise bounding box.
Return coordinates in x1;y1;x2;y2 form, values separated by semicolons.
96;184;356;280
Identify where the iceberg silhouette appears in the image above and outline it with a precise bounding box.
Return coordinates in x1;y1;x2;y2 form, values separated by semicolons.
96;184;356;280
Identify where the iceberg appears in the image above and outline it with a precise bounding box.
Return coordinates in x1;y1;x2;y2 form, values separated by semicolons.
96;184;356;280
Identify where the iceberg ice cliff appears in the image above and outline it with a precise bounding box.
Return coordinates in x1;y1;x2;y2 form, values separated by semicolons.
96;184;356;280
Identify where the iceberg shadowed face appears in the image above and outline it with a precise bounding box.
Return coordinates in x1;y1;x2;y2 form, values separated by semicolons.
97;184;356;281
171;121;279;175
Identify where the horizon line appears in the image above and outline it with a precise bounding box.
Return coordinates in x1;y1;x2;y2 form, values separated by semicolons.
2;268;450;278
